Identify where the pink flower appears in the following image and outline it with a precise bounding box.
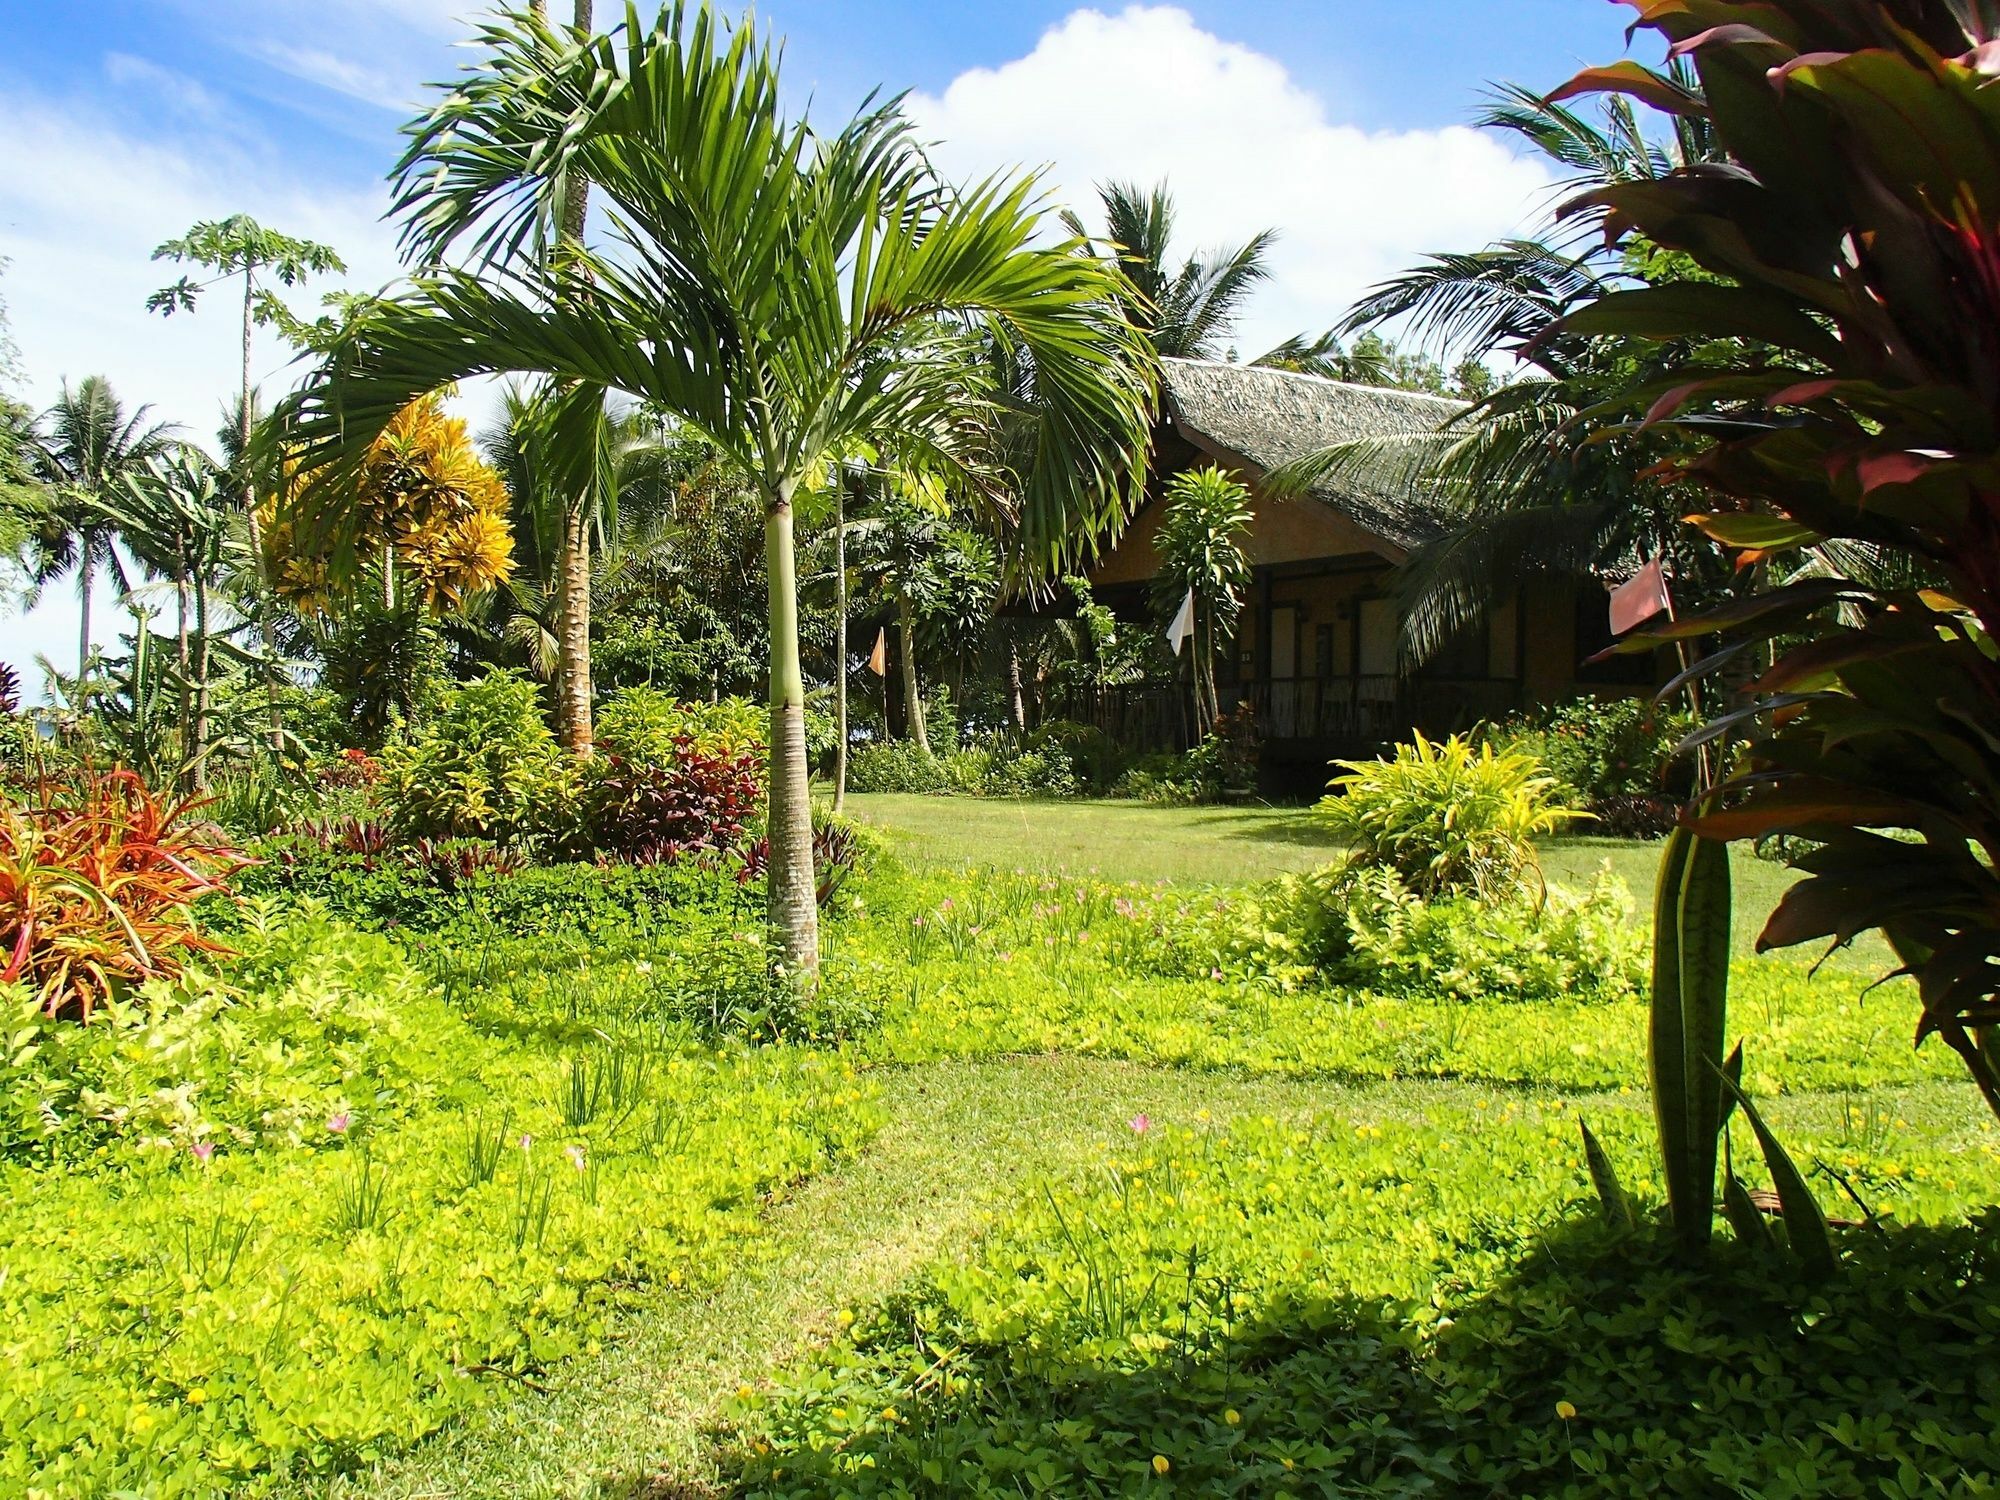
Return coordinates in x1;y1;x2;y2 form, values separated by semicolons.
1129;1114;1152;1135
327;1113;351;1134
940;898;955;912
565;1145;587;1173
1210;968;1225;982
519;1133;534;1152
192;1141;215;1163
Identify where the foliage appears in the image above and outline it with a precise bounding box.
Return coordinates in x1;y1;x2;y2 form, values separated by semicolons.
379;670;574;846
1311;864;1646;1003
0;770;247;1020
848;737;1082;799
235;839;749;941
1487;694;1694;835
1558;3;2000;1122
0;908;434;1165
147;214;347;332
594;686;765;762
728;1111;2000;1497
1318;732;1581;899
0;913;877;1495
847;740;951;795
1152;466;1253;729
272;391;514;613
582;736;763;862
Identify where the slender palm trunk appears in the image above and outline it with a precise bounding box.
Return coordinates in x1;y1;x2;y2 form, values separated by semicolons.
1007;635;1027;735
764;479;819;976
546;0;597;756
76;547;93;677
192;575;212;791
174;560;191;747
832;479;849;813
897;584;930;755
557;499;593;753
240;270;285;752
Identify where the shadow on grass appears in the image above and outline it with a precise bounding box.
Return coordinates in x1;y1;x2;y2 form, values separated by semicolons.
699;1212;2000;1497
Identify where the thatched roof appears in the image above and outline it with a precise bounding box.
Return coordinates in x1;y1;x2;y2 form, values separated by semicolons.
1160;357;1461;551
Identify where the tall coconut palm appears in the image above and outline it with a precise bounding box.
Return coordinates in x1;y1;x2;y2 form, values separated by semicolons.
28;377;177;674
278;4;1153;975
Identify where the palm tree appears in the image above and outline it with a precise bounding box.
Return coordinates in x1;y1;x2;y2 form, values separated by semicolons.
1069;180;1395;378
28;377;177;675
1271;66;1730;665
278;4;1154;975
93;445;238;781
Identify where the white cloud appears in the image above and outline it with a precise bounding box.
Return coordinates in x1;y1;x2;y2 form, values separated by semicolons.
906;5;1554;359
249;41;418;112
0;90;407;688
103;53;225;123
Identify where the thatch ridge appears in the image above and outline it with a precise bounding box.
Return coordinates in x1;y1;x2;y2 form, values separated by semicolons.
1161;357;1459;549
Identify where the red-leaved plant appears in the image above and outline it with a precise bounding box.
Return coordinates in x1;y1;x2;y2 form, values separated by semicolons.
584;736;764;862
0;770;249;1020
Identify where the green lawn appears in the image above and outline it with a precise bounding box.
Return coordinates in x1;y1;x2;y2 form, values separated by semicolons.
839;793;1345;884
845;793;1840;961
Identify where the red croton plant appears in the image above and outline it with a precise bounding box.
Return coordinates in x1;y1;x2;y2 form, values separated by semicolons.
0;770;246;1020
1552;0;2000;1119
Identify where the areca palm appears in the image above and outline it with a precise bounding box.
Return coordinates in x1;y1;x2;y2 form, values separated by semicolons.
28;377;177;674
278;3;1153;973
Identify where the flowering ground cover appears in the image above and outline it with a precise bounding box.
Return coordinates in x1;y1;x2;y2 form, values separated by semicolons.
268;803;2000;1499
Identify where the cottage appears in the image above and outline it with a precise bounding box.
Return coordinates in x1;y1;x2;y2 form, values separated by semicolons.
1077;357;1645;781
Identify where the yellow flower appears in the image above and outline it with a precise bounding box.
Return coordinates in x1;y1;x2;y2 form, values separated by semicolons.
837;1308;856;1327
185;1388;207;1406
736;1384;755;1402
1152;1455;1171;1475
1224;1408;1241;1426
1556;1400;1577;1421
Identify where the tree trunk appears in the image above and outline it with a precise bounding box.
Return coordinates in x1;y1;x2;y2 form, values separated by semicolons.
897;584;930;755
764;480;819;977
550;0;597;755
557;497;593;754
192;575;212;791
240;270;285;753
174;561;191;773
76;546;93;677
832;478;849;813
1008;635;1027;735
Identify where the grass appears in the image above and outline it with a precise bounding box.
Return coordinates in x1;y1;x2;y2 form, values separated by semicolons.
840;793;1344;884
848;794;1862;963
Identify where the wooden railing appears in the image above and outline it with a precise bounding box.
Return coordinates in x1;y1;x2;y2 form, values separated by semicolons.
1056;675;1521;754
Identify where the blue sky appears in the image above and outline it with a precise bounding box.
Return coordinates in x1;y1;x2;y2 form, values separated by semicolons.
0;0;1641;680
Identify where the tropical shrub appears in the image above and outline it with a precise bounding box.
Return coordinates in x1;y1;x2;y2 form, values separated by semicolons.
233;843;750;940
582;739;764;861
0;770;247;1019
380;669;576;845
1488;696;1694;837
1319;732;1580;898
1319;865;1645;1003
1554;4;2000;1120
848;740;951;795
593;687;766;763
